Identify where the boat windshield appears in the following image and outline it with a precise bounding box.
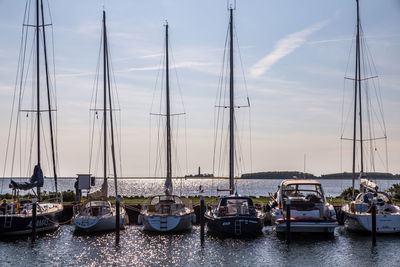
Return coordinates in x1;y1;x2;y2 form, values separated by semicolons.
85;201;110;208
218;198;253;216
150;195;182;205
356;192;391;204
282;184;324;199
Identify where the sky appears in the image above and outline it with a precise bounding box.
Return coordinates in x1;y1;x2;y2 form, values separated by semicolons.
0;0;399;178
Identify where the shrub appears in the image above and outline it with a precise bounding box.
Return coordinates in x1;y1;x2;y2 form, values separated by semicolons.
386;184;400;201
340;187;360;199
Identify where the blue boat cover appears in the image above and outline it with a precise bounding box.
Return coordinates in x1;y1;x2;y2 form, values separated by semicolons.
9;165;44;190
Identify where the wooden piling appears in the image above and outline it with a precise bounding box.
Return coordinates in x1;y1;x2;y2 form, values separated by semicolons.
32;198;37;243
371;202;376;246
116;197;120;244
286;199;291;244
200;196;205;246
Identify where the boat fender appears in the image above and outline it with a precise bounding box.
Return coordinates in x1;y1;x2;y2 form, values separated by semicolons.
350;202;355;213
137;214;142;225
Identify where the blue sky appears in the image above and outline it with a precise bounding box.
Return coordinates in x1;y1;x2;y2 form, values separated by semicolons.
0;0;399;177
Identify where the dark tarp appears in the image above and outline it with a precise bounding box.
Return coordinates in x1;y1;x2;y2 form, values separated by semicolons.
9;165;44;190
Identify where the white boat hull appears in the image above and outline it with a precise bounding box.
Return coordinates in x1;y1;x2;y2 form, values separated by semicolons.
74;212;126;233
275;221;337;233
342;208;400;233
139;213;194;232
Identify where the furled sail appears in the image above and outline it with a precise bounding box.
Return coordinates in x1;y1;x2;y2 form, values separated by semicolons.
9;165;44;190
87;180;108;201
360;178;378;193
165;178;173;195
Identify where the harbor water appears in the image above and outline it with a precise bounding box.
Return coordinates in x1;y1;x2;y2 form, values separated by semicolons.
1;225;400;266
1;178;398;198
1;178;400;266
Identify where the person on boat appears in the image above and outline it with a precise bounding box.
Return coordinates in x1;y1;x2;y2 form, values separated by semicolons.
74;178;81;202
0;199;7;214
363;192;374;203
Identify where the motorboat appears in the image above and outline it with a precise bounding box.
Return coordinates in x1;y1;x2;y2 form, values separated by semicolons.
268;179;337;233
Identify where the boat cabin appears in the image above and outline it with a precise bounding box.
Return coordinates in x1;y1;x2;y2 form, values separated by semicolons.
216;196;256;217
82;201;112;217
143;195;188;215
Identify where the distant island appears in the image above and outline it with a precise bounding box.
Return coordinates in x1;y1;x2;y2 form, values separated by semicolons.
241;171;400;180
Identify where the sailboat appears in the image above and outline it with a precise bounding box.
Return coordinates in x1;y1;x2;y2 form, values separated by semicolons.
0;0;63;237
340;0;400;233
73;11;126;233
138;23;195;232
204;7;266;237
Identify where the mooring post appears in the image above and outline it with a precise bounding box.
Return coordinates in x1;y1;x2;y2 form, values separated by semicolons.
116;197;120;244
286;199;291;244
200;196;205;246
32;198;37;243
371;202;376;246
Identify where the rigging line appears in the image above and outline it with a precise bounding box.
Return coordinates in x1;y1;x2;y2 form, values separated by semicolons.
362;35;386;135
2;0;29;184
154;54;166;177
148;43;164;177
341;24;357;136
89;24;103;174
212;24;229;175
4;1;31;180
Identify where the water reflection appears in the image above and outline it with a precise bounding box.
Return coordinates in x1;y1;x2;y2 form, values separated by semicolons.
1;225;400;266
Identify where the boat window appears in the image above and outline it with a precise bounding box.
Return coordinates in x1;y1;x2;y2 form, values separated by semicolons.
282;184;323;199
221;199;251;215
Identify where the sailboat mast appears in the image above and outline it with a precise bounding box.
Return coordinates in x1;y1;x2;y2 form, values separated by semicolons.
40;0;58;199
351;0;360;198
165;23;172;195
229;8;235;195
356;0;364;175
103;11;107;185
104;20;119;196
36;0;41;201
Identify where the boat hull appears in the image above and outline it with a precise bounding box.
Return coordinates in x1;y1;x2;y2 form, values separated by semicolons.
0;204;63;237
139;213;193;232
342;208;400;233
275;220;336;233
205;213;264;237
73;211;126;233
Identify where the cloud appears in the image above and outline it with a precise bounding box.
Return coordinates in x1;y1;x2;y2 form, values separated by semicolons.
120;61;216;73
249;20;329;78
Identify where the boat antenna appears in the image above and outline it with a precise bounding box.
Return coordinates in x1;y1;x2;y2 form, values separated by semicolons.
229;7;235;195
165;21;173;195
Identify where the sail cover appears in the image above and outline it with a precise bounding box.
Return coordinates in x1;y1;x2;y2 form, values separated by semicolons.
360;178;378;193
9;165;44;190
88;180;108;201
